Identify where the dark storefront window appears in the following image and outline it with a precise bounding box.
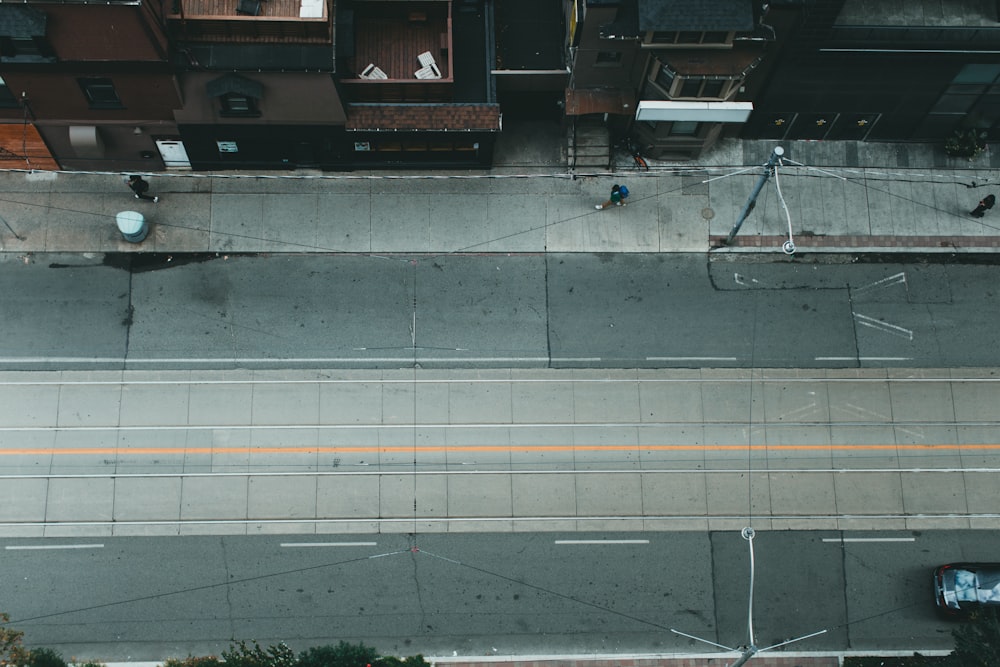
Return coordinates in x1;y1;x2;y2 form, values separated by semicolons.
79;77;123;109
923;63;1000;138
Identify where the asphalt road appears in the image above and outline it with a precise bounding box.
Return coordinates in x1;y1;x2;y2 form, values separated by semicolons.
1;253;999;370
3;530;992;661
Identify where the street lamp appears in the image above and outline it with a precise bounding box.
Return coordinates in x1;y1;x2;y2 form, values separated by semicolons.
671;527;827;667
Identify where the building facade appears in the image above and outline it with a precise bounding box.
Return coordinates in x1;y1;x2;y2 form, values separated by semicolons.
0;0;499;171
564;0;765;162
744;0;1000;143
0;0;179;171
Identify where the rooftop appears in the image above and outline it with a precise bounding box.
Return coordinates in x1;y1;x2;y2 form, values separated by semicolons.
837;0;1000;26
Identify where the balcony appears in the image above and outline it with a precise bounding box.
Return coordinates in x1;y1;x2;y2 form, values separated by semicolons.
166;0;332;43
340;0;454;102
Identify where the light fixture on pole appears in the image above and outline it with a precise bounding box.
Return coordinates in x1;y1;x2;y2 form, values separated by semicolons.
671;527;827;667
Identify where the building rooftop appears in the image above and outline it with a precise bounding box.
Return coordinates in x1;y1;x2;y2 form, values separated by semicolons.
637;0;753;32
837;0;1000;26
345;103;501;131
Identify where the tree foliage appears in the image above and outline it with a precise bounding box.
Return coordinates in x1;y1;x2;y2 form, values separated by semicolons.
952;607;1000;667
0;613;28;667
297;641;378;667
221;641;297;667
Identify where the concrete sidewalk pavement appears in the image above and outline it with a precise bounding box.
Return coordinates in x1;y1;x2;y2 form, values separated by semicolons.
0;137;999;256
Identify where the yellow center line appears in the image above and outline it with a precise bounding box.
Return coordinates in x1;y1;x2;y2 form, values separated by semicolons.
2;443;1000;455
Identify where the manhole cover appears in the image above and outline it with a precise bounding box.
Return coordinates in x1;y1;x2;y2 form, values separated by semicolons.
701;207;715;220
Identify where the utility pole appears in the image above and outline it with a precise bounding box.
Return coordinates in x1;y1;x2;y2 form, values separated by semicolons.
671;527;826;667
724;147;784;246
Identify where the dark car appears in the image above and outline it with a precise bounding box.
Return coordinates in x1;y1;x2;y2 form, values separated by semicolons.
934;563;1000;615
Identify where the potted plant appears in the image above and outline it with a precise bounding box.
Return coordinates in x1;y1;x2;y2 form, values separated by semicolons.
945;127;988;159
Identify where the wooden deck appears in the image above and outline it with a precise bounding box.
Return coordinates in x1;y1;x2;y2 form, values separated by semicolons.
169;0;324;21
352;13;451;80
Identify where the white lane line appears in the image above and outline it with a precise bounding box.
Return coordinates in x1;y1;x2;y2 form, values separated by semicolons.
815;357;912;361
853;313;914;340
646;357;738;361
0;356;552;365
822;537;916;543
554;539;650;545
280;542;377;547
5;544;104;550
852;272;907;293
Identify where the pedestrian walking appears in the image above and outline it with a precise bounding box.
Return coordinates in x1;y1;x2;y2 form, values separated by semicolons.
126;175;159;203
596;184;623;210
970;193;995;218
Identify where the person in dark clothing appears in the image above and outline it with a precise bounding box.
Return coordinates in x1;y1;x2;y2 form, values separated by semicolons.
127;175;159;203
970;193;995;218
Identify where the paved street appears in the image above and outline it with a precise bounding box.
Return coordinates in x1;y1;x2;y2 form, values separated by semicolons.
1;134;998;666
2;530;990;659
1;369;998;537
2;254;1000;370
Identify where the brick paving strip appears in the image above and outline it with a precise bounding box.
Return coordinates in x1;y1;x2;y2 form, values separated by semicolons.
442;657;841;667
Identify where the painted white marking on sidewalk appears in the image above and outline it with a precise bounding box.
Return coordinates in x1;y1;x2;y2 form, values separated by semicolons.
853;313;914;340
280;542;377;547
554;540;650;545
5;544;104;550
822;537;916;543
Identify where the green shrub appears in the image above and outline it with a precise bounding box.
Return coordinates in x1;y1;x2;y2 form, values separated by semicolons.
162;656;222;667
944;128;988;159
297;642;378;667
25;648;66;667
221;642;295;667
374;656;429;667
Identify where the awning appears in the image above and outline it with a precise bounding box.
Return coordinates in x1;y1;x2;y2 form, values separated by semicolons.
0;6;47;38
206;73;263;99
635;101;753;123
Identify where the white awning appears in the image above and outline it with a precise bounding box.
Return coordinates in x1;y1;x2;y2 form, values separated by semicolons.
635;101;753;123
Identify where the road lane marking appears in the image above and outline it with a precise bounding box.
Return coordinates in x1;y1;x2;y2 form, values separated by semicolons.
852;272;907;293
822;537;916;543
853;313;914;340
815;357;912;361
646;356;738;361
555;539;650;545
0;356;554;365
5;544;104;550
280;542;377;548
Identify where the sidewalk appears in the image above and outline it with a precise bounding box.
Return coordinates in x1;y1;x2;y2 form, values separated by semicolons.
1;131;999;256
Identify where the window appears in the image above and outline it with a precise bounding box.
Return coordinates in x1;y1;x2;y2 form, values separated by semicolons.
660;71;732;100
0;76;18;108
0;36;54;63
645;31;732;47
219;92;260;117
668;121;699;136
595;51;623;67
79;78;123;109
653;61;734;100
